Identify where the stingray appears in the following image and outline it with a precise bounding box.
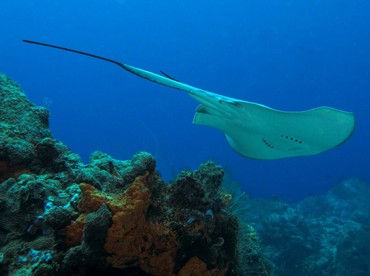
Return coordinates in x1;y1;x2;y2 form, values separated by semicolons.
23;39;355;160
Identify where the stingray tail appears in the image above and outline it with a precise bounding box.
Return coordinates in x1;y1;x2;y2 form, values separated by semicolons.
23;40;121;66
23;39;198;93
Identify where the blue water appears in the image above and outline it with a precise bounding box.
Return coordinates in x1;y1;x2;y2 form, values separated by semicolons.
1;0;369;201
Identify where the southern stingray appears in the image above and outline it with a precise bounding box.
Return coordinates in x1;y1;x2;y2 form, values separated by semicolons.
23;40;355;160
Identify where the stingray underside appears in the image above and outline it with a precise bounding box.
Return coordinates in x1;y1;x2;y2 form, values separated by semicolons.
193;100;355;159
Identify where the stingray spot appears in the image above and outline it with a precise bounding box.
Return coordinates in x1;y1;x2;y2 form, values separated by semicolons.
281;134;303;144
262;138;275;149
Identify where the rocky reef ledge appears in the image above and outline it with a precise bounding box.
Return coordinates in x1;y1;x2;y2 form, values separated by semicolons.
0;73;268;275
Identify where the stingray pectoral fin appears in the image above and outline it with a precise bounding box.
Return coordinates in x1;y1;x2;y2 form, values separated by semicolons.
194;102;355;160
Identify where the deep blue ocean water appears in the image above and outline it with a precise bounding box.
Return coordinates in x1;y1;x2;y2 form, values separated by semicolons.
1;0;369;201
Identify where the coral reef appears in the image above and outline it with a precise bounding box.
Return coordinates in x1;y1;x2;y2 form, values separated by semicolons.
4;62;369;275
245;178;370;275
0;73;266;275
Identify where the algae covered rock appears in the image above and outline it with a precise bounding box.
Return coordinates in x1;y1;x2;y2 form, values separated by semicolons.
0;73;50;143
0;73;82;179
0;73;49;173
76;150;156;191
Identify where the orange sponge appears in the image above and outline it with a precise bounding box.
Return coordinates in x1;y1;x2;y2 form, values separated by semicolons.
178;257;227;276
66;173;178;275
65;213;86;247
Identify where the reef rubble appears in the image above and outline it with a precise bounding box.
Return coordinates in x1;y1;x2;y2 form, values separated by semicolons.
0;73;268;275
